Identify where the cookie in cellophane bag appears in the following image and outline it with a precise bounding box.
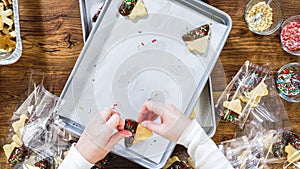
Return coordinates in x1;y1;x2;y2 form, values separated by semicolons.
218;133;266;169
215;61;270;128
263;130;300;168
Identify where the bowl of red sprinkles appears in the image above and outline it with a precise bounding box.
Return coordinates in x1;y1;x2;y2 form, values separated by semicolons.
275;63;300;102
280;15;300;56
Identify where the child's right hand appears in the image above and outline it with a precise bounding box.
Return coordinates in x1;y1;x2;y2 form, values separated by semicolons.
137;101;191;142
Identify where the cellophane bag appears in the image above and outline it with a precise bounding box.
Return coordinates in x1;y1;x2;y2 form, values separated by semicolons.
262;130;300;168
220;129;300;169
3;70;118;168
4;82;117;169
218;133;266;169
234;74;291;140
215;61;270;128
248;73;290;130
216;61;291;131
3;79;80;168
21;84;80;168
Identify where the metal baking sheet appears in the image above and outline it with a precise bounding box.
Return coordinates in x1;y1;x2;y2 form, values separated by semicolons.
78;0;216;137
55;0;231;168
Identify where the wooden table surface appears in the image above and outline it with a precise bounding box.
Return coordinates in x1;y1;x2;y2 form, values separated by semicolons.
0;0;299;168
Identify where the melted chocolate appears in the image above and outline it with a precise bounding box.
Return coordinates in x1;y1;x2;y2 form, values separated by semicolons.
92;5;103;22
8;146;29;167
119;0;137;16
124;119;138;147
124;119;138;134
182;24;210;41
34;159;49;169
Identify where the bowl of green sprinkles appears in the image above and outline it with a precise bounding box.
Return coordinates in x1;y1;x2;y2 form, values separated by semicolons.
244;0;284;35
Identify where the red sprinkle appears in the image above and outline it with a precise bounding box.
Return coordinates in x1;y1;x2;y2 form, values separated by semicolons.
151;39;157;43
281;21;300;51
141;42;144;46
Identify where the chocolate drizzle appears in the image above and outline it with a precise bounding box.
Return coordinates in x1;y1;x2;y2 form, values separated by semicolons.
119;0;137;16
92;5;103;22
272;131;300;158
219;109;240;124
124;119;138;147
34;159;49;169
91;153;113;169
182;24;210;41
124;119;138;134
8;146;29;167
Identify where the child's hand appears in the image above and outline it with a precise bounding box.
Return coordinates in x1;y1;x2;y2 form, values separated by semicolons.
75;108;132;163
137;101;191;142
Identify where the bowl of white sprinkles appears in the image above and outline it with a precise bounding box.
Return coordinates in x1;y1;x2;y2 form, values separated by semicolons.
244;0;284;35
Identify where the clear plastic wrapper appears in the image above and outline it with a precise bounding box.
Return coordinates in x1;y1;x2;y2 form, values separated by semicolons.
219;130;300;169
218;133;265;169
3;74;118;168
3;78;79;168
263;130;300;168
248;74;291;130
235;75;291;139
216;60;271;128
216;61;291;130
20;84;79;168
22;84;61;157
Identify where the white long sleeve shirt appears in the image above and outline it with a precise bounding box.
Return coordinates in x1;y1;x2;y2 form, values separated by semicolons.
58;145;94;169
59;120;233;169
177;119;233;169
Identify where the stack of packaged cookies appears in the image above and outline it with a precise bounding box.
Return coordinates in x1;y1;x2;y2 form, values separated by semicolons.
216;61;299;168
2;84;66;169
1;83;121;169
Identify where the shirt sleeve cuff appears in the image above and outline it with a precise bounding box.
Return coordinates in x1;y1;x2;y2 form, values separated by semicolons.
58;144;94;169
177;119;209;147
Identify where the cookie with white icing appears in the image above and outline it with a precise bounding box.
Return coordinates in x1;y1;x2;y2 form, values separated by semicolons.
182;24;210;55
124;119;152;147
119;0;147;20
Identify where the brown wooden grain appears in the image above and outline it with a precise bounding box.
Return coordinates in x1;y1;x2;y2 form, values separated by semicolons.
0;0;299;168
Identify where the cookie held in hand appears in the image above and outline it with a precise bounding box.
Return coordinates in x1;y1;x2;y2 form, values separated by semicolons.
124;119;152;147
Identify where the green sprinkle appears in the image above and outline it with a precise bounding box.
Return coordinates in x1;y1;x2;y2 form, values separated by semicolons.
79;106;84;110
